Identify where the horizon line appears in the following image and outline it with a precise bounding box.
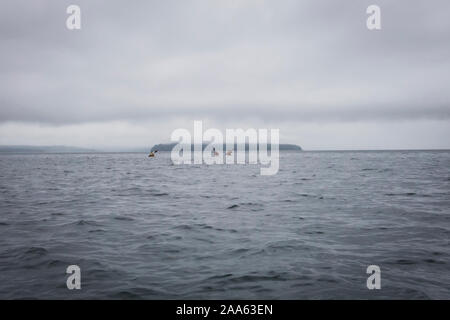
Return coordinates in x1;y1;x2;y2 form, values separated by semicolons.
0;144;450;153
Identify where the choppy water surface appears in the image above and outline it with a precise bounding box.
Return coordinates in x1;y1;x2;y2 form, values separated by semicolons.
0;151;449;299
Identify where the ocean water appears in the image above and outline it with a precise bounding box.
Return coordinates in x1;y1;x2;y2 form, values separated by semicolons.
0;151;449;299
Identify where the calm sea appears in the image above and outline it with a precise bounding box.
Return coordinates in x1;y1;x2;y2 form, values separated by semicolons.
0;151;449;299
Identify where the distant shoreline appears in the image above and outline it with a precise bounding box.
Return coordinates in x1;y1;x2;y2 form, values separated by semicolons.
150;143;302;152
0;145;449;154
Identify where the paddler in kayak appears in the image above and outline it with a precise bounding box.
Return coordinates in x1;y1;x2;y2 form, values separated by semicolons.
148;150;158;157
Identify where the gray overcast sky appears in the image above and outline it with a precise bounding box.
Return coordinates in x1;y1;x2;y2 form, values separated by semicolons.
0;0;449;149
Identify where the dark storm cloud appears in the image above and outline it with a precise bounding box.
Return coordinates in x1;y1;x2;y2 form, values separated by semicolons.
0;0;449;124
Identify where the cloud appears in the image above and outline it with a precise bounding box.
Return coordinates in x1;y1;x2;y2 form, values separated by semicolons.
0;0;449;148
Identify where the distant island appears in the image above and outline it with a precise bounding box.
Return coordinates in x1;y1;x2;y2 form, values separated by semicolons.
0;144;302;154
150;143;302;152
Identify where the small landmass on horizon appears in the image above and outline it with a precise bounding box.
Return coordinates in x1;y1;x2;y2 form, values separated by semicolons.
150;143;302;152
